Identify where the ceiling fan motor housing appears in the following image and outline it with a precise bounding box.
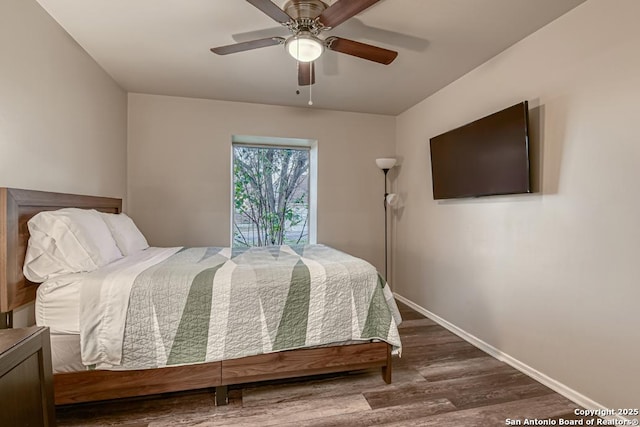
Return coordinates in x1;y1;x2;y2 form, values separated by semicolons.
284;0;328;21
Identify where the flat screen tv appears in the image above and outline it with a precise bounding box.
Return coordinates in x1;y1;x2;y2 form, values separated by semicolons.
429;101;531;200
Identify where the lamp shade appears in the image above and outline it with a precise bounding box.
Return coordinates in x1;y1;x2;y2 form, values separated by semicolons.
286;33;324;62
376;158;397;170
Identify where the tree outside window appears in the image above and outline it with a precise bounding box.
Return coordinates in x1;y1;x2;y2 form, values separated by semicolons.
233;145;310;247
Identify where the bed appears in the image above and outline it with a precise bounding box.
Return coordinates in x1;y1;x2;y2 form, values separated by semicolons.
0;187;401;406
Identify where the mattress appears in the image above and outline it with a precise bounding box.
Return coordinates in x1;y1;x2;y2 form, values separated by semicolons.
50;333;85;373
36;273;87;335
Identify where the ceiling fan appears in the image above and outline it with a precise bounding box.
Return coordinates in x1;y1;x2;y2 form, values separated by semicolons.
210;0;398;86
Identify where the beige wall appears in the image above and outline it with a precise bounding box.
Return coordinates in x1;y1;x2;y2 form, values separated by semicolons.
0;0;127;198
0;0;127;325
394;0;639;411
127;94;395;271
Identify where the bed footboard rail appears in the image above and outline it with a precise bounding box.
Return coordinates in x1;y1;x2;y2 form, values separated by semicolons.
54;361;222;405
53;342;392;406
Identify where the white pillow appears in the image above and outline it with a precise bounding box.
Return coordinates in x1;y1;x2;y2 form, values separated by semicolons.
24;208;123;282
100;213;149;256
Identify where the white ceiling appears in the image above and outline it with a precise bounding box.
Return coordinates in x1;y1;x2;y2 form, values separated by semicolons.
36;0;586;115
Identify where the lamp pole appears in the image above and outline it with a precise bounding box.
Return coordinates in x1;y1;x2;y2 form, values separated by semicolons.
382;168;390;282
376;157;396;284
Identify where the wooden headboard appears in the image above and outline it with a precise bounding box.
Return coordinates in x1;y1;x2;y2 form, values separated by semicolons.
0;188;122;313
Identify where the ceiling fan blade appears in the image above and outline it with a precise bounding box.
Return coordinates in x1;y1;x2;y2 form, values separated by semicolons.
318;0;379;29
326;37;397;65
211;37;285;55
232;26;289;43
298;62;315;86
246;0;292;24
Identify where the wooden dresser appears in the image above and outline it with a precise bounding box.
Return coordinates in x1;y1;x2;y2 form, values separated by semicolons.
0;326;55;426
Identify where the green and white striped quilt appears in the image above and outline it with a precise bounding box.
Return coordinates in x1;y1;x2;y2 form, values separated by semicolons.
81;245;401;370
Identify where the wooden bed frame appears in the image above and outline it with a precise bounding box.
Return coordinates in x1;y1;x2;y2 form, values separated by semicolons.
0;188;392;406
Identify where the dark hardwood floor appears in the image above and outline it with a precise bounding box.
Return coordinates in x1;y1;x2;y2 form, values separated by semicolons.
56;302;593;426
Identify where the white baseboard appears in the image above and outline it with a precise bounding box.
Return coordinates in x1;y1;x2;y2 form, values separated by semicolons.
393;293;628;422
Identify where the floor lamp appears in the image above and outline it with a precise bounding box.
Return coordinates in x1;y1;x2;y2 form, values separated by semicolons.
376;158;397;282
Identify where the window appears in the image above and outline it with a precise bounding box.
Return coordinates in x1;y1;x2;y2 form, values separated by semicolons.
232;142;312;247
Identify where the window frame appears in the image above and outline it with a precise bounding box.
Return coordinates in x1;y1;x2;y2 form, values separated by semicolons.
230;136;317;247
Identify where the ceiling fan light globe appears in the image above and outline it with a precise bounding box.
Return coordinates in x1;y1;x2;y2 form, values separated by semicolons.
286;34;324;62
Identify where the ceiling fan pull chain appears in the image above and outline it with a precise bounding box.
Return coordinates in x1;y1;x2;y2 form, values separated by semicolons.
295;36;311;104
308;64;313;106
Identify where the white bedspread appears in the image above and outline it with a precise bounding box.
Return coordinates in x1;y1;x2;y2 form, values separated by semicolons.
78;245;402;371
79;247;182;366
